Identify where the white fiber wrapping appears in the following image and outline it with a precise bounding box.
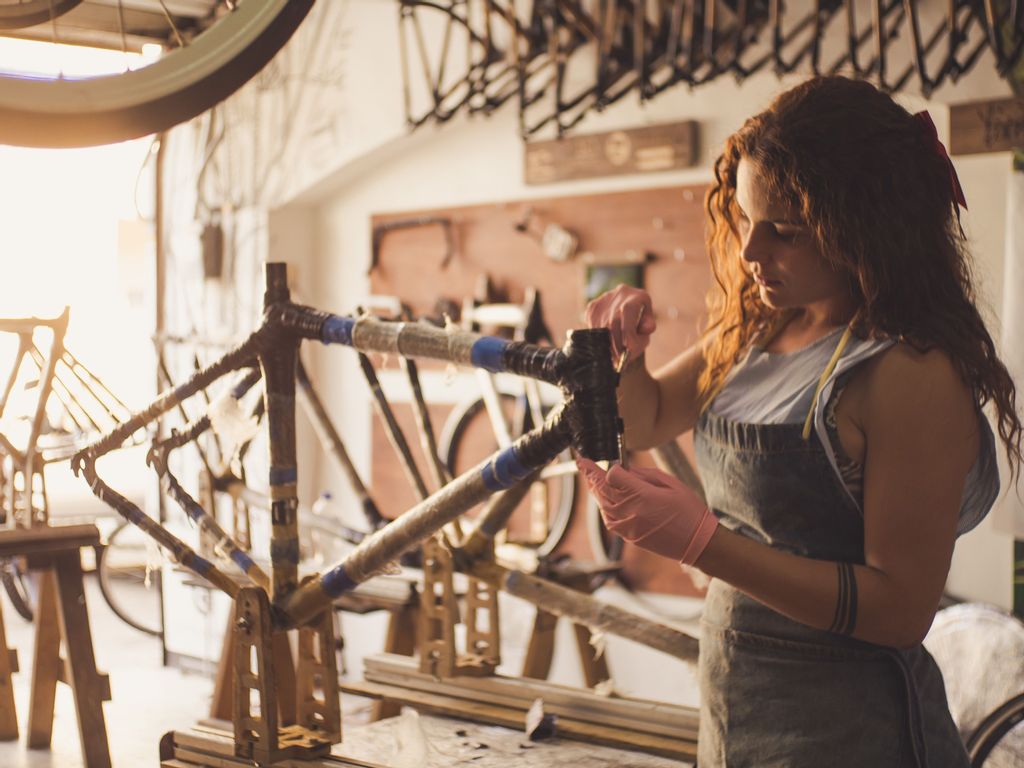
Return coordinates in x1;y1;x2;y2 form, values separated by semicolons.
995;160;1024;537
208;388;260;461
391;708;430;768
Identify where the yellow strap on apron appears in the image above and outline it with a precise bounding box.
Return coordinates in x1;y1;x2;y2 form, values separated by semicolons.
801;325;854;440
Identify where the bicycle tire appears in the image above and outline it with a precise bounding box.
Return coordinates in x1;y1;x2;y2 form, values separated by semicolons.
584;493;624;587
97;520;163;638
967;692;1024;766
0;556;34;621
438;392;575;558
0;1;82;31
0;0;314;148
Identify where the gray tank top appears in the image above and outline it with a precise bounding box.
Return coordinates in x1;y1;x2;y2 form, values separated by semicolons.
710;328;1000;535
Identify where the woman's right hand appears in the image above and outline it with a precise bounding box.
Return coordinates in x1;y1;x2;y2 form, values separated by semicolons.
584;285;657;366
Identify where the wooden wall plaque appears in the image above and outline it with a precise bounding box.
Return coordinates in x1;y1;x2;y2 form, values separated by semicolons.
525;121;698;184
950;96;1024;155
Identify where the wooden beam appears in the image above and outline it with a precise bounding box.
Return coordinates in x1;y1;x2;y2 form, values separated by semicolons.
0;523;99;557
363;653;698;739
342;678;697;761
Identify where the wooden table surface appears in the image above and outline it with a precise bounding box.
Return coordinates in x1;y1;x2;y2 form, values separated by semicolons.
335;711;694;767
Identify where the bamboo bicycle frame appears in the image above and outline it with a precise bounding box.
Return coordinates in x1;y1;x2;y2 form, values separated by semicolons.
73;263;680;636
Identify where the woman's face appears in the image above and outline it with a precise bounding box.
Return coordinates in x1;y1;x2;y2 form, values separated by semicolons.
734;157;849;314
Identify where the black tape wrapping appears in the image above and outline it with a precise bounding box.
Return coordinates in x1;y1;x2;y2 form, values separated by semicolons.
269;302;335;340
512;405;573;468
501;342;567;384
559;329;620;462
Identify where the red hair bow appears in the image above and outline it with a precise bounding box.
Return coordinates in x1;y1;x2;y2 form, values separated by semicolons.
914;110;968;212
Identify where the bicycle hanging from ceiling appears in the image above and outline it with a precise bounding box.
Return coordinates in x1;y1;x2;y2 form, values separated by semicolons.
396;0;1024;137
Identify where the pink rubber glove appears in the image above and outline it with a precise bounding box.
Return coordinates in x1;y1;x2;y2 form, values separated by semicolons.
577;458;718;565
583;285;657;367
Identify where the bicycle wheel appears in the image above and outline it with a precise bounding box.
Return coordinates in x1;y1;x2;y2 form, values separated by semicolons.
0;1;82;31
0;556;34;621
967;692;1024;767
924;602;1024;756
584;493;624;581
438;392;575;558
97;520;163;638
0;0;314;147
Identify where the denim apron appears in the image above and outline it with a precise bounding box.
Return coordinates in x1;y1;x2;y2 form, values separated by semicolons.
692;406;970;767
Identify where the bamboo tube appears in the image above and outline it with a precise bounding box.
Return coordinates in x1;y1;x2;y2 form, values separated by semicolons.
279;416;573;628
72;332;260;463
459;472;540;561
296;360;386;530
402;356;452;491
476;561;700;662
261;264;300;601
161;471;270;590
143;369;267;587
78;457;239;598
291;311;567;386
358;352;430;500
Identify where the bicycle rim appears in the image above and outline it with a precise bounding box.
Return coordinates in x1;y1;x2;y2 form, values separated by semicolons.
97;521;163;638
0;0;314;147
0;1;82;31
584;494;624;587
0;557;33;621
967;692;1024;767
438;393;576;556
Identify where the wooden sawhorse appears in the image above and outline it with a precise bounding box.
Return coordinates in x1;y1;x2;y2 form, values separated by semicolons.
0;523;112;768
208;575;421;724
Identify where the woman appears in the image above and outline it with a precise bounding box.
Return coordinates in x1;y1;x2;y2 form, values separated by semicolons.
579;75;1021;767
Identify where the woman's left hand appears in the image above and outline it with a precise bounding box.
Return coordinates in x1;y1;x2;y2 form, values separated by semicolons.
576;458;718;565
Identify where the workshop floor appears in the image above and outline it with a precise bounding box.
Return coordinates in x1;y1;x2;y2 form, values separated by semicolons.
0;574;201;766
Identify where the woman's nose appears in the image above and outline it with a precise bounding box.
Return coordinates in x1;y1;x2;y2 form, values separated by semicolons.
740;223;770;266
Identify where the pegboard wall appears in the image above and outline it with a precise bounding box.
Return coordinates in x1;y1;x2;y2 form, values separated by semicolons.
367;184;712;596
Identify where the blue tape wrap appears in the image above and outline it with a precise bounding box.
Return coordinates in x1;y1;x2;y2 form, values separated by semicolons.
470;337;510;372
230;548;258;573
481;446;533;491
321;564;358;598
321;315;355;346
191;555;214;576
182;498;205;523
269;466;298;486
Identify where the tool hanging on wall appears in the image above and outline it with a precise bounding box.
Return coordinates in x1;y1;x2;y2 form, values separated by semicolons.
369;215;457;276
513;207;579;263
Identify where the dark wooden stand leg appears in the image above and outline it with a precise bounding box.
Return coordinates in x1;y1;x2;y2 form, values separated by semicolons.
27;570;60;749
210;613;235;721
523;568;613;689
572;623;611;688
371;602;419;721
53;551;112;768
521;609;558;680
0;596;18;741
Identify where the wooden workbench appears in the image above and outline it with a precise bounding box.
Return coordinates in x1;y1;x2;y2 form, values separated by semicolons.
339;712;694;767
163;713;694;767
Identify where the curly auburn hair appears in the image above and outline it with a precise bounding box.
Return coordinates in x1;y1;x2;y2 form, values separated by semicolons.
699;74;1022;472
